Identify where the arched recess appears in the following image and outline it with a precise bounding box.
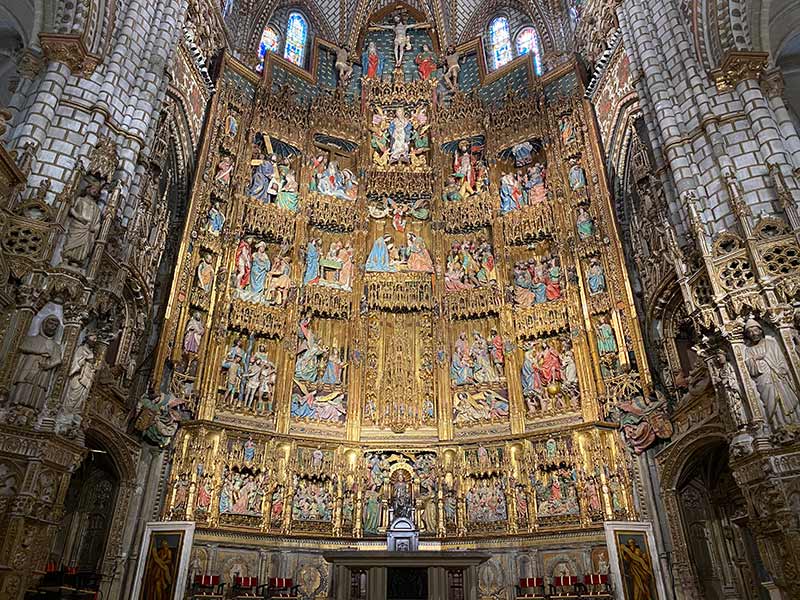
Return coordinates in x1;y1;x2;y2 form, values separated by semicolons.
659;432;769;600
48;426;137;578
458;0;556;57
246;0;334;65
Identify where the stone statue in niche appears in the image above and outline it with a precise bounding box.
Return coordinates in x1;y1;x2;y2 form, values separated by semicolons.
391;471;412;519
9;315;63;411
443;46;461;91
742;318;800;430
62;177;103;267
710;349;748;429
362;41;385;79
332;44;353;85
369;15;431;67
57;334;98;435
183;311;205;354
415;44;438;80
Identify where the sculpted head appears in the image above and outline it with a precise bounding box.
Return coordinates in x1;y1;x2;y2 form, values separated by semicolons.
41;315;60;338
744;318;763;343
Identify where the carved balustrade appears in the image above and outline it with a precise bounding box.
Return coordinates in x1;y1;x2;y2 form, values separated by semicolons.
513;301;570;339
444;286;502;319
439;192;494;233
500;202;555;244
241;197;297;241
228;298;287;337
300;285;353;319
363;272;433;311
304;192;360;232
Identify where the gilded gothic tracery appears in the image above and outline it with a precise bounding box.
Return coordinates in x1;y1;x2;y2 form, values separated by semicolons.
150;10;653;570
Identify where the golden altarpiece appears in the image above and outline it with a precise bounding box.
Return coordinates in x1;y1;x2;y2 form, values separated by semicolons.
153;14;656;594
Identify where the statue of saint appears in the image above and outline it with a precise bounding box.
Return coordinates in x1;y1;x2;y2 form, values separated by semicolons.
332;44;353;85
443;46;461;91
9;315;63;410
58;335;97;434
742;319;800;430
62;179;102;266
369;15;431;67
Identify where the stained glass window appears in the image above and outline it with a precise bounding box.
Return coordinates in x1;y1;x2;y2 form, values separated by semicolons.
516;27;543;75
256;26;280;73
284;12;308;67
489;17;512;70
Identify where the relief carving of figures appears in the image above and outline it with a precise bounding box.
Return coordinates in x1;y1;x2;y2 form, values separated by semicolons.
612;390;673;454
309;155;358;200
246;135;300;212
219;467;268;516
206;201;225;235
332;44;354;85
56;334;97;434
576;206;595;239
371;106;429;168
365;231;433;273
442;138;489;202
9;315;63;411
568;160;586;191
742;318;800;430
710;350;748;429
444;239;496;291
292;478;333;522
233;239;292;305
415;44;438;80
499;162;547;214
465;478;507;524
62;177;103;267
183;311;205;354
304;238;355;291
135;388;185;447
520;337;580;414
450;331;503;386
586;258;606;295
196;254;214;293
452;389;509;425
513;254;562;306
214;154;234;185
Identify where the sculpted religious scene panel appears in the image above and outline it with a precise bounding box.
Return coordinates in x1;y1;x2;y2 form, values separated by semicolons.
7;0;800;596
150;3;650;572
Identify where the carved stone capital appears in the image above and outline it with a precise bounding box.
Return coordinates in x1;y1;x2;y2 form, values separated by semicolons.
711;51;769;92
39;33;100;77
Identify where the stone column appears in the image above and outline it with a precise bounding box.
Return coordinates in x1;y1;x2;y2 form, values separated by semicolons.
731;453;800;600
0;429;84;600
367;566;386;600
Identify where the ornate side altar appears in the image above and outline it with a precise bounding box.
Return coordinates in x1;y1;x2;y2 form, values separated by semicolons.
152;10;657;596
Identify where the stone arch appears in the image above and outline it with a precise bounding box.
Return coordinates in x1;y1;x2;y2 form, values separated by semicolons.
458;0;556;56
246;0;335;64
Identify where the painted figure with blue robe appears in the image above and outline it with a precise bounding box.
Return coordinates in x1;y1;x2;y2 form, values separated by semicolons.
295;319;325;383
587;259;606;294
569;162;586;191
248;242;271;295
247;154;277;202
207;202;225;235
596;319;617;354
365;235;396;272
303;239;321;284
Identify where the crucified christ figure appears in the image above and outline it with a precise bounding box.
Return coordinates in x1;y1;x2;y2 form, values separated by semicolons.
369;15;431;67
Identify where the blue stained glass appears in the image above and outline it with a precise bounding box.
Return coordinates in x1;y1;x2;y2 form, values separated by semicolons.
489;17;512;70
516;27;543;75
284;12;308;67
